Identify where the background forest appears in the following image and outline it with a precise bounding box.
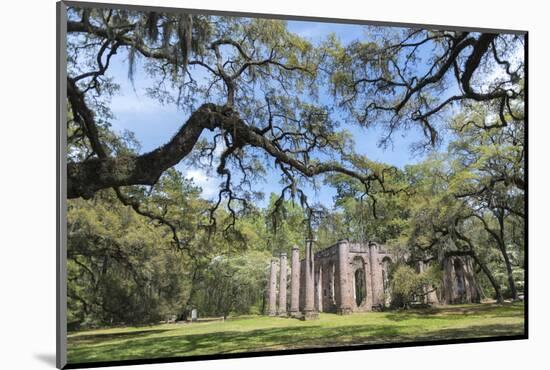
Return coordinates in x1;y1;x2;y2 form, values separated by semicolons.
65;7;525;330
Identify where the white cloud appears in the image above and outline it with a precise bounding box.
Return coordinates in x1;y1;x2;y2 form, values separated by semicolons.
213;142;225;157
184;168;220;198
293;24;325;40
176;137;226;200
110;92;178;115
482;42;524;90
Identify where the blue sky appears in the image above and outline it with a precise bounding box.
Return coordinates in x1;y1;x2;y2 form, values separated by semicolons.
104;19;430;208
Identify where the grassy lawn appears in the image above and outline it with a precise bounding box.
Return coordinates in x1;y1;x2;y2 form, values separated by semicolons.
67;302;525;364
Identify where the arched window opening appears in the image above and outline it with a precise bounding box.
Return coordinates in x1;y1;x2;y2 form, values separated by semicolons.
329;263;336;305
355;268;366;307
382;257;393;306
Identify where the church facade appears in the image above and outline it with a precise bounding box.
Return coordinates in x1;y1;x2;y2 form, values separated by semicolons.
267;239;481;318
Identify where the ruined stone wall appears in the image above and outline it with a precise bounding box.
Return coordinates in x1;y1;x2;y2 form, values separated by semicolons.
308;240;393;313
345;243;372;311
271;239;482;318
319;259;337;312
365;243;393;308
312;244;339;313
348;253;370;311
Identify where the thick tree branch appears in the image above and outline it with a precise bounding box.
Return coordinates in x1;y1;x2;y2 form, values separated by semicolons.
67;103;226;198
69;101;388;204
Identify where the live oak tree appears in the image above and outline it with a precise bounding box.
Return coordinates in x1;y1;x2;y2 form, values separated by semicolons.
67;9;377;201
66;7;524;245
448;102;525;299
67;172;205;326
390;97;525;302
328;29;524;150
396;156;507;303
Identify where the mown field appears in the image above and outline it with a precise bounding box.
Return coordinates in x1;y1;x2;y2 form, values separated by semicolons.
67;302;525;364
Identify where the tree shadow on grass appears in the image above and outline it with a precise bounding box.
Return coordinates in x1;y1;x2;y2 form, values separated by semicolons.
402;323;524;342
68;321;524;364
69;329;173;345
385;303;524;322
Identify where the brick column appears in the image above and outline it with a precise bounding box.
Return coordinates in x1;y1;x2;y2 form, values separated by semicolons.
289;246;300;317
368;242;383;306
303;239;318;319
278;252;288;316
337;239;352;314
268;258;278;316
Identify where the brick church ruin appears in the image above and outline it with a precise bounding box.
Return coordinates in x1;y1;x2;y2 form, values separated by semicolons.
267;239;481;319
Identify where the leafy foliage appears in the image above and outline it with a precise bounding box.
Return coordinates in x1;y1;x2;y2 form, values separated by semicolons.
389;264;441;308
193;251;272;318
65;6;525;329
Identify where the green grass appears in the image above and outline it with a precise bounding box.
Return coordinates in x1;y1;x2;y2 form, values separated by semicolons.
67;302;525;364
